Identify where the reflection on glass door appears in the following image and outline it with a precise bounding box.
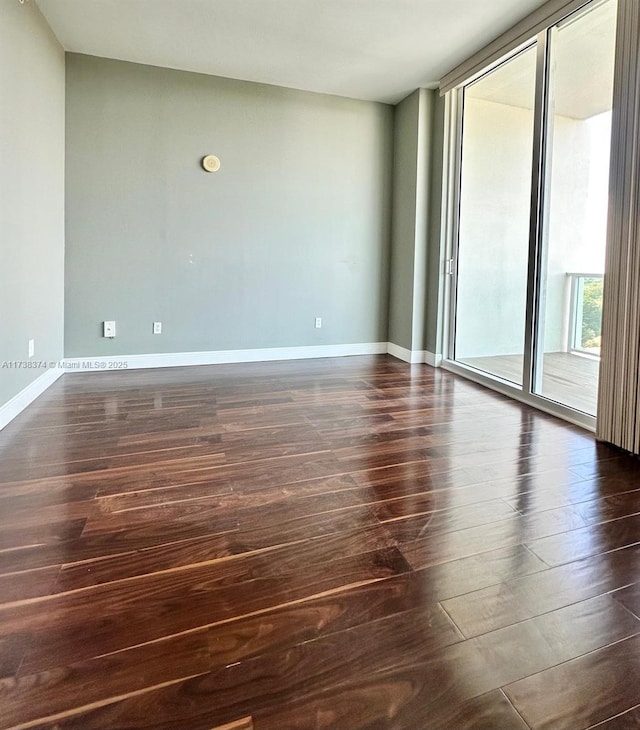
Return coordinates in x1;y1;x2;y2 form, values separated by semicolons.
533;0;617;415
451;0;618;421
454;45;538;386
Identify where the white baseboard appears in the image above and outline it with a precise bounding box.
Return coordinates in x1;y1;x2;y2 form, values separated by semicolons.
63;342;389;372
0;367;64;431
0;343;443;429
424;351;443;368
387;343;423;364
387;343;442;367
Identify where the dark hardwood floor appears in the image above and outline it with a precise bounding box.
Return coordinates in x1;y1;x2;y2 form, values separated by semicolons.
0;355;639;729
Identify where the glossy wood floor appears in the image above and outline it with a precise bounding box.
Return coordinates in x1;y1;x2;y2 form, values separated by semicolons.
1;355;640;729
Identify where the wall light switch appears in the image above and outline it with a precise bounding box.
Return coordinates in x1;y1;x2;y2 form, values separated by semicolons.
153;322;162;335
103;321;116;338
28;339;35;358
315;317;322;329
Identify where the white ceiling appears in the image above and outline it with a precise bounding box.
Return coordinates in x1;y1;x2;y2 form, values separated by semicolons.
36;0;552;104
468;0;617;119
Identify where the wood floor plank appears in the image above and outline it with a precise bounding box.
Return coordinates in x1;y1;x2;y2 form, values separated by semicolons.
14;546;411;674
0;566;61;605
0;482;99;514
26;594;638;730
0;498;384;576
351;460;590;504
253;686;530;730
0;444;230;483
0;500;96;533
569;455;640;481
211;719;253;730
0;518;87;551
2;572;442;728
96;473;357;514
441;543;640;638
395;501;591;570
527;513;640;566
504;634;640;730
372;493;518;525
0;633;31;679
0;631;212;729
53;522;397;593
202;545;548;673
80;479;368;535
0;516;239;575
94;450;344;498
504;479;640;516
588;705;640;729
611;582;640;619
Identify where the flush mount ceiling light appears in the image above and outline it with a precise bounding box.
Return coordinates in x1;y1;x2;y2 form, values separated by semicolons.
201;155;221;173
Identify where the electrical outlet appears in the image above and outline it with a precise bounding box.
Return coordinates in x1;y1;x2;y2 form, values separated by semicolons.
153;322;162;335
315;317;322;329
28;339;35;358
103;321;116;338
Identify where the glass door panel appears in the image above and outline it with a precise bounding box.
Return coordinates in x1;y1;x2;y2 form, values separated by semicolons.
533;0;617;415
454;45;538;386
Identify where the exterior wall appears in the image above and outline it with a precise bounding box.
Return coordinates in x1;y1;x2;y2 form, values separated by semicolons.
455;97;604;359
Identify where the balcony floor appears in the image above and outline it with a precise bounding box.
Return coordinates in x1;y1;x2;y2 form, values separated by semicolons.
459;351;600;416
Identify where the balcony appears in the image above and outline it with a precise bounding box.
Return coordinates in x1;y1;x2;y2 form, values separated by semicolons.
459;273;603;416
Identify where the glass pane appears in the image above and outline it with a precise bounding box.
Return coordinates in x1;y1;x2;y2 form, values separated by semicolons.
534;0;617;415
454;45;537;386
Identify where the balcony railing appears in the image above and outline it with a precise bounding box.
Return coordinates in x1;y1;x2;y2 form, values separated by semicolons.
567;273;603;357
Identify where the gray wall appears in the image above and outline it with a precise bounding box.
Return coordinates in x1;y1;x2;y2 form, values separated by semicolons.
0;1;65;408
425;93;446;355
388;91;420;351
65;55;394;357
388;89;434;355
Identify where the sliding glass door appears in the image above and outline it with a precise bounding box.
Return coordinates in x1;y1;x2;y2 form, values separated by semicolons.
533;0;617;415
454;46;537;386
450;0;617;420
